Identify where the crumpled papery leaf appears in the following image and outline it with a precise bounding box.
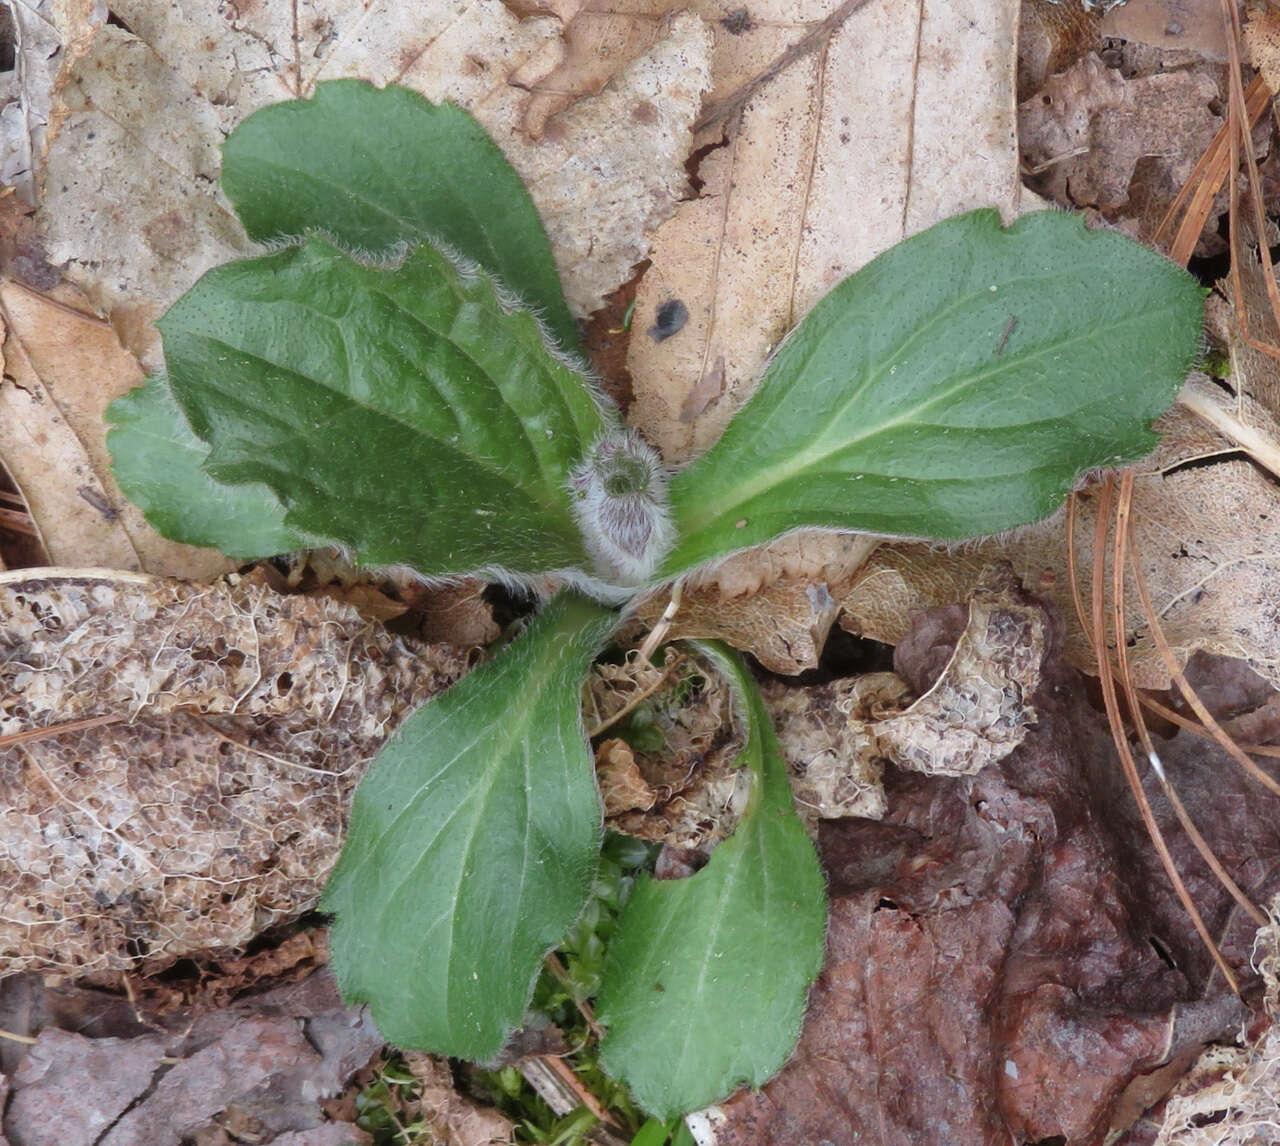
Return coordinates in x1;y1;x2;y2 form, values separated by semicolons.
711;607;1278;1146
1019;51;1222;245
0;569;468;973
589;651;747;849
872;564;1049;778
0;280;229;578
633;533;877;674
35;1;712;366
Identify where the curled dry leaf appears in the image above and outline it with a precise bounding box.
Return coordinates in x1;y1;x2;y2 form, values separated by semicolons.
590;652;748;849
402;1053;518;1146
870;564;1049;778
34;1;712;366
1018;51;1222;245
0;569;467;973
760;673;897;829
634;534;877;675
0;279;229;577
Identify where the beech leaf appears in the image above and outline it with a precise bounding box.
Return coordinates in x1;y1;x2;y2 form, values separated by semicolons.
221;80;580;353
660;209;1204;578
156;236;611;578
323;593;619;1059
595;641;827;1119
107;373;311;557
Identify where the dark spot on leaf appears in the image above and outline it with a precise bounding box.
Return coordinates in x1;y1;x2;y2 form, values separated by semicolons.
721;7;754;34
631;100;658;124
648;299;688;342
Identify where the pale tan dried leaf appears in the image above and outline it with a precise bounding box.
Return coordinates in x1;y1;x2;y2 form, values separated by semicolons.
520;0;671;137
516;11;713;317
628;0;1027;465
601;654;747;849
839;400;1280;690
0;282;229;577
596;737;658;815
0;568;467;973
633;533;877;674
1102;0;1228;62
36;1;710;366
0;0;101;202
760;674;895;830
404;1054;517;1146
1245;5;1280;94
867;565;1048;778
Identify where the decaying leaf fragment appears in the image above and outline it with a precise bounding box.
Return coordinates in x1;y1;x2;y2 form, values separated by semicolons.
1153;899;1280;1146
870;565;1049;778
0;569;468;973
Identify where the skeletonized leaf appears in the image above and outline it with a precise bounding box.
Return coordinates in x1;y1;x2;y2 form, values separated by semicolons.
323;593;619;1059
221;80;580;353
662;209;1203;577
107;373;311;557
596;641;827;1119
155;236;612;579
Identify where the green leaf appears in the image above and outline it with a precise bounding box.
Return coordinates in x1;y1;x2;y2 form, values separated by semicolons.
323;593;619;1059
106;373;312;557
222;80;580;353
662;209;1204;577
595;642;827;1119
158;236;612;579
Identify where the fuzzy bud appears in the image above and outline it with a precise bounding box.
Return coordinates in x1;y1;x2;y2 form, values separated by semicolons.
569;430;673;588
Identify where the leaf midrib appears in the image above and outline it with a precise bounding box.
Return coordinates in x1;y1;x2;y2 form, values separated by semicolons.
678;299;1178;534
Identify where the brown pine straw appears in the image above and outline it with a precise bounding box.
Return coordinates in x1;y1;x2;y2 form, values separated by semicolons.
0;713;121;748
1220;0;1280;362
1081;476;1241;993
1068;9;1280;987
1112;471;1265;930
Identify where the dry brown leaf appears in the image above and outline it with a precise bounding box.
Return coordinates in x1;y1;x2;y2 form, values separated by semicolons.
34;2;711;366
0;568;467;973
1245;4;1280;94
868;565;1049;778
1018;51;1222;243
1102;0;1229;62
0;0;101;203
596;737;658;815
404;1054;517;1146
634;533;877;674
761;674;895;829
1152;897;1280;1146
0;279;230;576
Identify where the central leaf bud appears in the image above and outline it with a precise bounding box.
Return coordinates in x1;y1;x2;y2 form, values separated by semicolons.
569;429;673;589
